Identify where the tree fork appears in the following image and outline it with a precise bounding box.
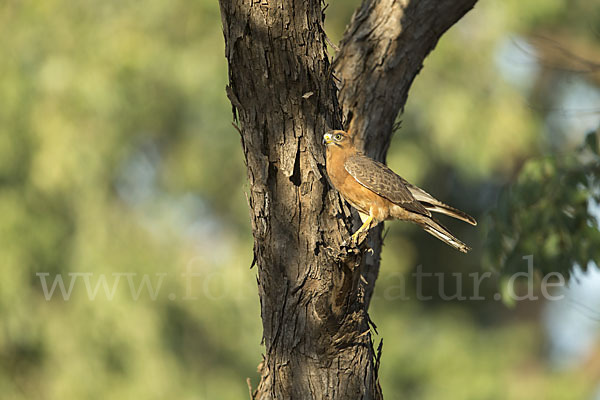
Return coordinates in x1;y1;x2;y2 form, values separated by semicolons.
218;0;477;398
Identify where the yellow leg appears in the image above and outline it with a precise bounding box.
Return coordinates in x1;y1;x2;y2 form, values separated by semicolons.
350;215;374;245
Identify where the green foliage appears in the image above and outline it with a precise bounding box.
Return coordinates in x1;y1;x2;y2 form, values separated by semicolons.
486;130;600;279
372;304;592;400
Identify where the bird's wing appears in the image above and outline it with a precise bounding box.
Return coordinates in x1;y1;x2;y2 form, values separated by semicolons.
344;153;430;216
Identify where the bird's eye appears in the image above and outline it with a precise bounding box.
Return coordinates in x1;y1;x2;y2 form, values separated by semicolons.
334;134;342;141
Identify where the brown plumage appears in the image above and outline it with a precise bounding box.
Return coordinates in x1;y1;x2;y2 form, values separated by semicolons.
323;129;476;253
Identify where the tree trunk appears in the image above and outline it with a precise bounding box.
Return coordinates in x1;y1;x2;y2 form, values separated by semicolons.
218;0;477;398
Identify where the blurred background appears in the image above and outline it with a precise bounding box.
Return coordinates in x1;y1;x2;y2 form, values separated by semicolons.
1;0;599;399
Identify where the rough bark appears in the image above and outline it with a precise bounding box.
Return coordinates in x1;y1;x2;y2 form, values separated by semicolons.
218;0;477;398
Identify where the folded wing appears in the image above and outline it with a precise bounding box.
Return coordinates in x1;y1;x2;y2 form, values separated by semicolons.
344;153;430;216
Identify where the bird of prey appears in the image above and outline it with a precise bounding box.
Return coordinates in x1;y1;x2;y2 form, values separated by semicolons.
323;130;477;253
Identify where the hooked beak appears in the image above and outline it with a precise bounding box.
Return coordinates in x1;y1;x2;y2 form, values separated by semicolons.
323;131;334;145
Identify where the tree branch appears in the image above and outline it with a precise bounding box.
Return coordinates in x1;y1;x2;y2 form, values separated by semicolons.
335;0;478;159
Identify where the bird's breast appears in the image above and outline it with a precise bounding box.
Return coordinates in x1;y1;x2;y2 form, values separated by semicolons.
326;149;392;221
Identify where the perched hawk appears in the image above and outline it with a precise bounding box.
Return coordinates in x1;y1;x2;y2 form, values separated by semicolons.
323;130;477;253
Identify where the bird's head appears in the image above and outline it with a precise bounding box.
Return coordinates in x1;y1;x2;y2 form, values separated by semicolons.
323;130;352;149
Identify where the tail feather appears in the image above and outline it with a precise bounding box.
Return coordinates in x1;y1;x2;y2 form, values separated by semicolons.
422;203;477;226
417;216;471;253
407;185;477;226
